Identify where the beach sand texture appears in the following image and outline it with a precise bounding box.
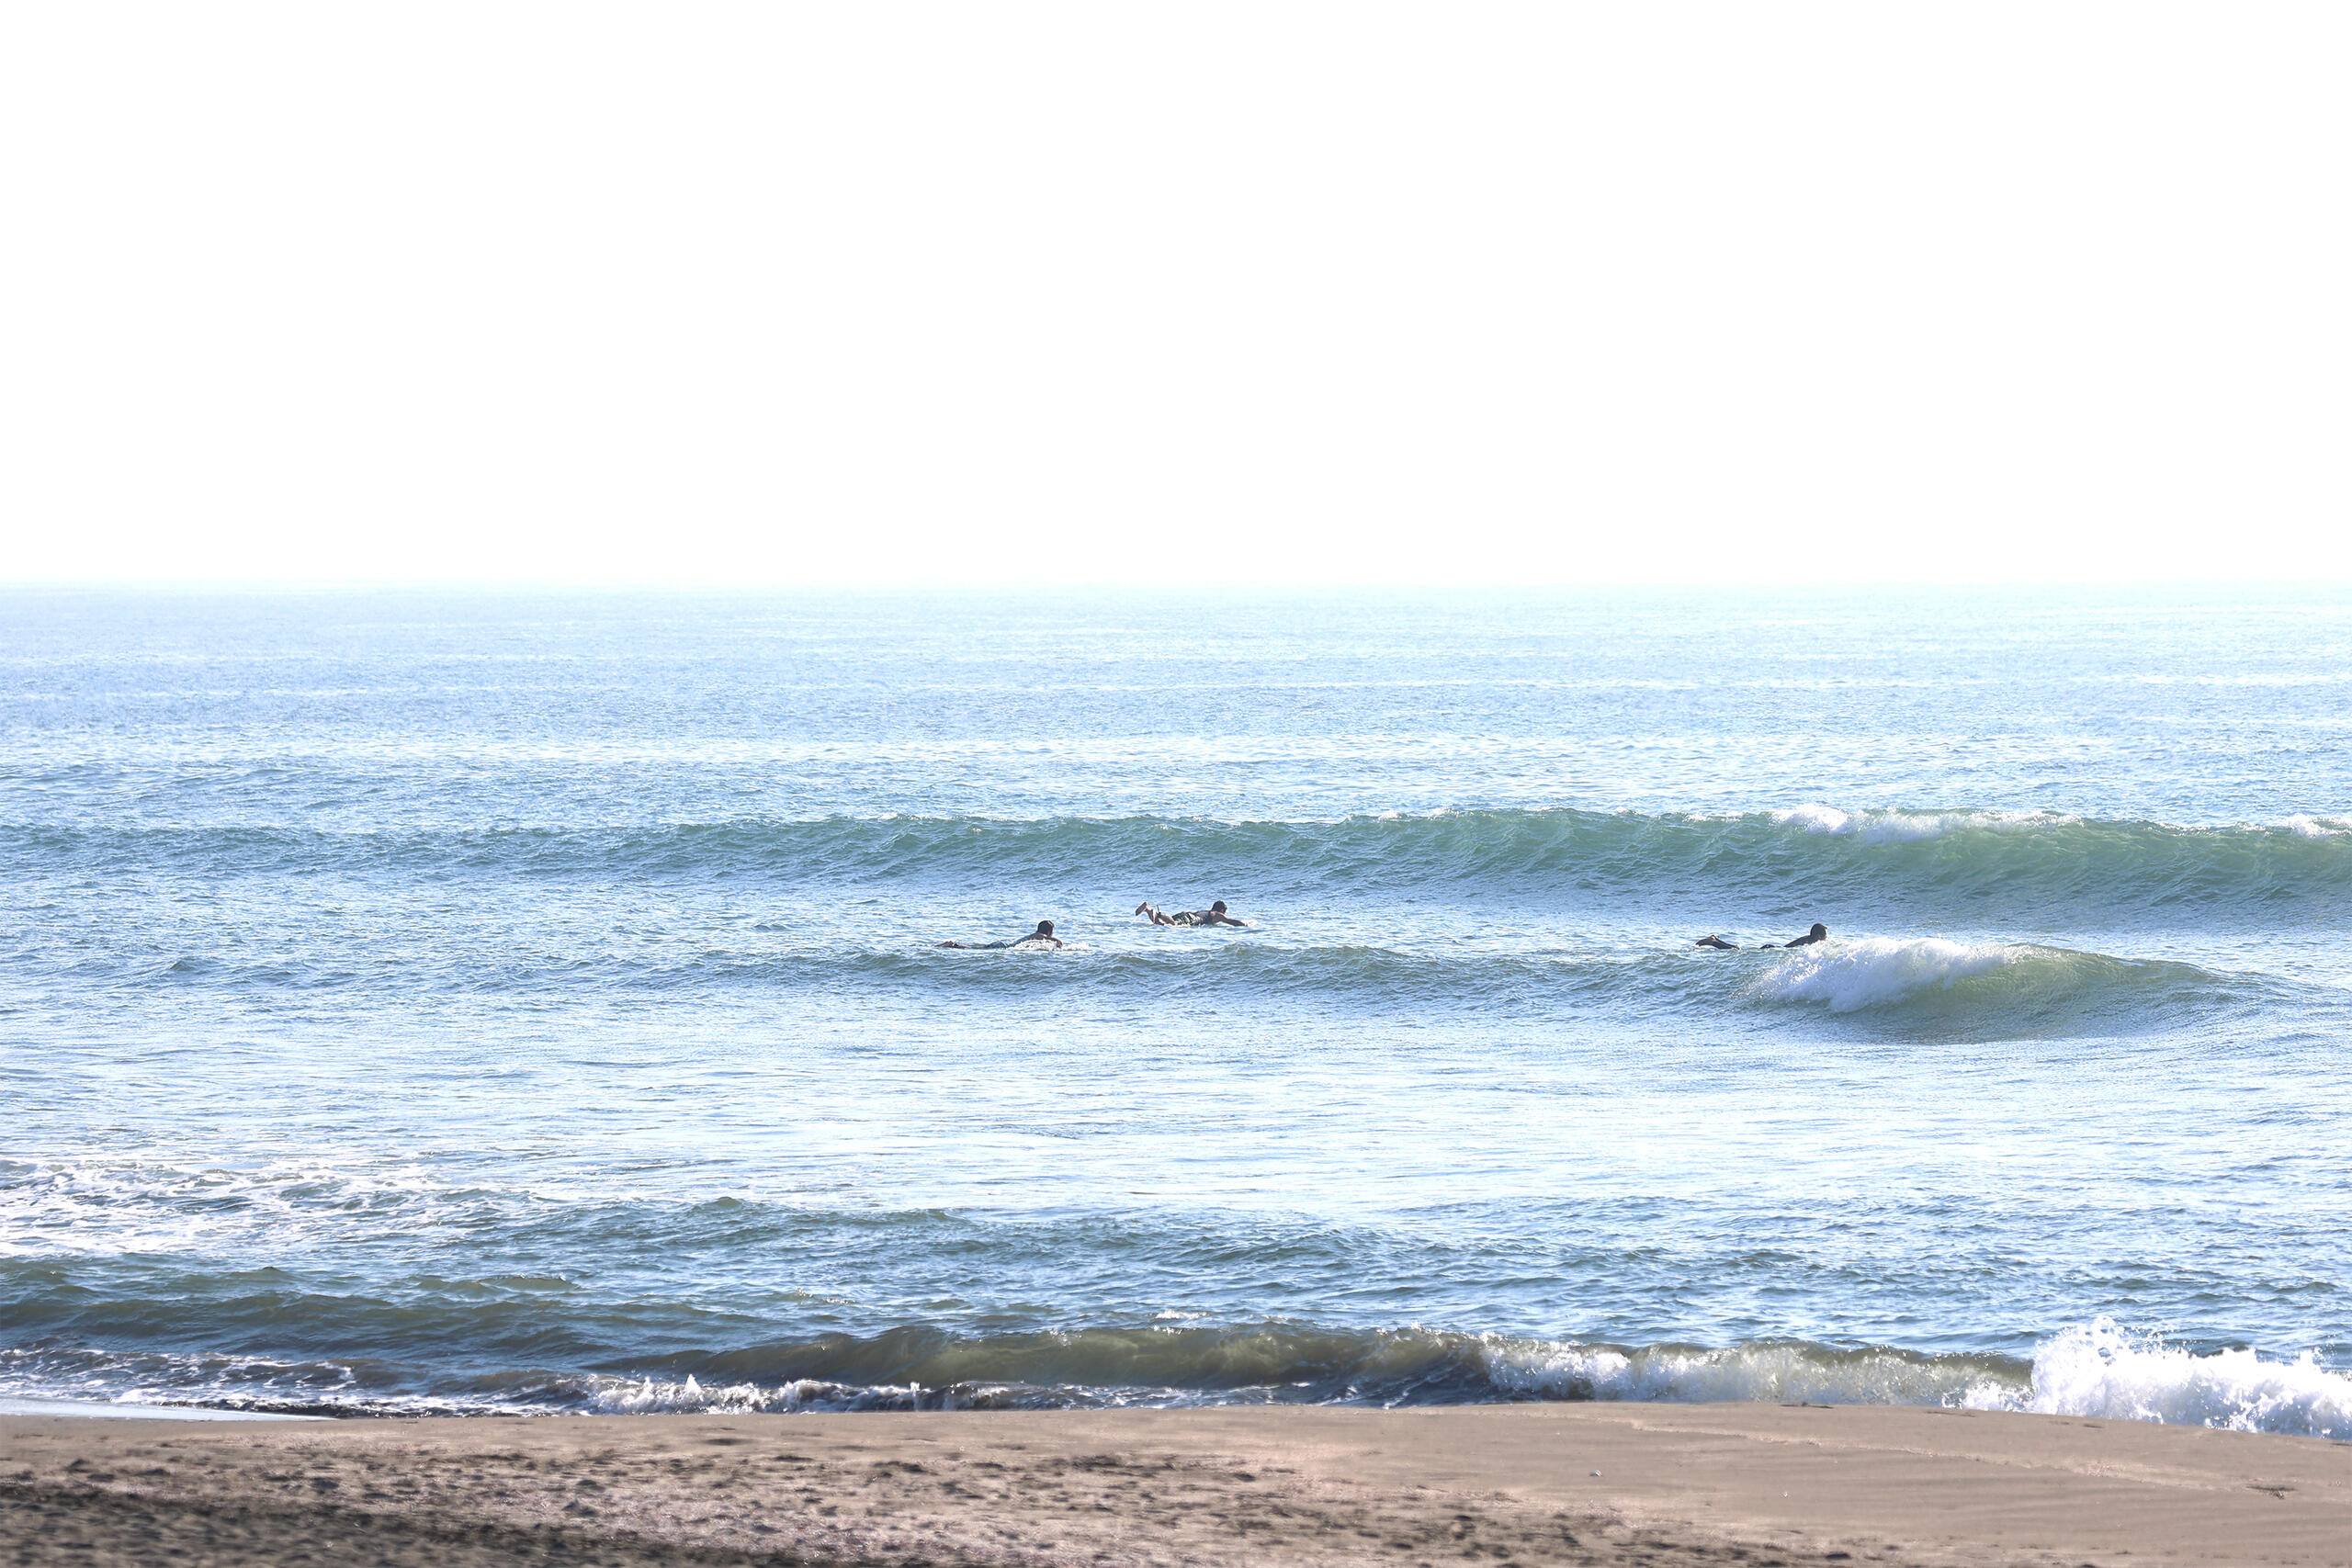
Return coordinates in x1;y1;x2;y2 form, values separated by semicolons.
5;1404;2347;1567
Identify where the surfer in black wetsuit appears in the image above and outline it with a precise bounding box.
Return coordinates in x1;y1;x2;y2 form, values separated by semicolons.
1136;899;1250;928
938;919;1063;950
1695;923;1827;950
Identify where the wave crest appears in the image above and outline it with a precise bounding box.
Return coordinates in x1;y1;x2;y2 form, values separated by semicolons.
1740;938;2259;1031
1482;1337;2009;1407
1753;937;2018;1012
14;807;2351;930
7;1320;2343;1436
1769;805;2075;844
2007;1319;2352;1438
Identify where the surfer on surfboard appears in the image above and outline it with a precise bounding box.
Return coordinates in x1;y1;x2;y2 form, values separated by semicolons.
1694;923;1828;950
1136;900;1250;928
938;919;1063;950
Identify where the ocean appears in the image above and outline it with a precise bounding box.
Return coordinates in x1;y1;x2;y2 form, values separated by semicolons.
2;586;2348;1435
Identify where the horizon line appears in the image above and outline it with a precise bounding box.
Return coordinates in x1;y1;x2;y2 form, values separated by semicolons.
6;577;2351;595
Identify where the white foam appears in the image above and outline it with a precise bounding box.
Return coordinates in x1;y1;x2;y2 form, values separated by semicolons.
1989;1319;2352;1438
0;1156;521;1258
585;1373;946;1415
2283;813;2351;838
1486;1323;2351;1438
1481;1337;2011;1408
1770;805;2073;845
0;1396;322;1421
592;1372;770;1414
1772;803;1857;834
1753;937;2018;1012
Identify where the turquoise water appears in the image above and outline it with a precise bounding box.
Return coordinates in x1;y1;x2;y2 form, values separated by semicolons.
3;586;2348;1431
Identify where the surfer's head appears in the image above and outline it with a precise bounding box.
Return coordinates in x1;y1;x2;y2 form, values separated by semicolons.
1036;920;1056;936
1211;901;1227;913
1810;923;1828;940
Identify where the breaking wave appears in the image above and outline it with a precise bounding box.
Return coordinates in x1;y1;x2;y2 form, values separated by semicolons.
1736;937;2307;1033
1754;936;2020;1012
2005;1319;2352;1437
7;1320;2344;1438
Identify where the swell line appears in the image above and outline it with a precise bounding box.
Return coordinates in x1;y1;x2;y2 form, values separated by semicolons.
6;807;2348;917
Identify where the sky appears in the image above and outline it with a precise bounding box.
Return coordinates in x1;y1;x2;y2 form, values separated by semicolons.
2;5;2346;588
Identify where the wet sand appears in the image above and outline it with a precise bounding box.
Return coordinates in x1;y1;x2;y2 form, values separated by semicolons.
3;1403;2346;1567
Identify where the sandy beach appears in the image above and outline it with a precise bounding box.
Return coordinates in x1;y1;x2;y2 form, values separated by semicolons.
4;1403;2346;1567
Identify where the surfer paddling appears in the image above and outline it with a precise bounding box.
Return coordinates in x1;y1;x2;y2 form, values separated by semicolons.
938;919;1063;950
1136;900;1250;928
1693;923;1829;950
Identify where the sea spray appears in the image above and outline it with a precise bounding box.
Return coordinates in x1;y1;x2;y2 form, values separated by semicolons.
1753;938;2019;1012
2009;1320;2352;1438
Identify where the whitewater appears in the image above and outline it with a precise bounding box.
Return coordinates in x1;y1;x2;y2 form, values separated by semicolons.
1;586;2347;1436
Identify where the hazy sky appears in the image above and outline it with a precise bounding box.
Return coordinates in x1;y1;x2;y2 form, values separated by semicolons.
4;5;2346;587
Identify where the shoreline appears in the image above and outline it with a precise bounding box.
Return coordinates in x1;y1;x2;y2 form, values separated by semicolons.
0;1396;321;1422
4;1403;2346;1567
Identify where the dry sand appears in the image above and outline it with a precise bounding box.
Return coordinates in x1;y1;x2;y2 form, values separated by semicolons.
4;1402;2346;1567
